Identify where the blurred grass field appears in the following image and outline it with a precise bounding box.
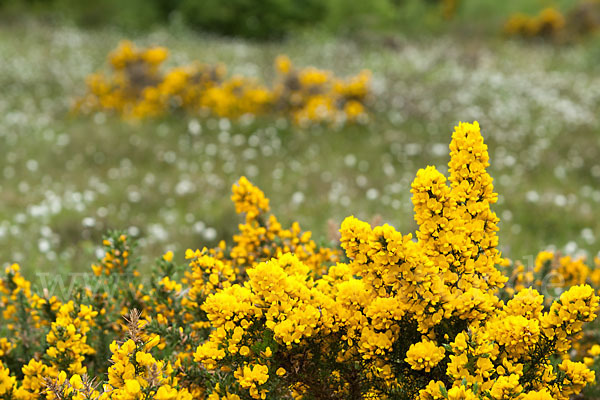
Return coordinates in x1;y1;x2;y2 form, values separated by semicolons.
1;18;600;276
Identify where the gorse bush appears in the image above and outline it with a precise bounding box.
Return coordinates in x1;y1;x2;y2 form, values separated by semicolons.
75;41;371;126
501;251;600;301
504;1;600;41
1;121;600;399
272;55;371;126
499;250;600;399
504;8;566;39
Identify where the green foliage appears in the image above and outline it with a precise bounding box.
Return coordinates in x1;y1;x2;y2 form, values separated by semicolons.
0;0;451;39
0;0;327;38
320;0;400;35
54;0;165;30
5;0;600;39
179;0;326;39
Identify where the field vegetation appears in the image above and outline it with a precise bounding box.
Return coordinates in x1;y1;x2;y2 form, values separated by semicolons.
1;18;599;273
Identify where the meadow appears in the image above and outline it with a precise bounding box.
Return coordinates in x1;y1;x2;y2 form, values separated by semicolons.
2;5;600;398
1;20;599;276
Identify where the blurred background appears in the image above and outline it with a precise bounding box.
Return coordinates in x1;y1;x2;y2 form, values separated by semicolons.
1;0;600;275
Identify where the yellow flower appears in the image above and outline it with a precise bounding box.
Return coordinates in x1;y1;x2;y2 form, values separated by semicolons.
163;250;174;262
521;390;554;400
142;46;169;66
0;361;16;396
275;55;292;75
405;339;446;372
69;374;83;390
125;378;141;395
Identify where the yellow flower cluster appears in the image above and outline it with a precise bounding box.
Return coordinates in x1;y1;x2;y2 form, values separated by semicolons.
91;234;132;276
1;121;599;399
231;176;270;221
75;40;274;120
405;339;446;372
504;8;566;38
273;55;371;126
0;361;15;397
502;250;600;301
233;363;269;399
42;371;102;400
45;302;97;375
227;176;340;274
504;1;600;41
102;315;192;400
75;41;370;125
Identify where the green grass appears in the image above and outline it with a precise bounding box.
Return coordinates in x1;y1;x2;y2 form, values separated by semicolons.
0;20;599;278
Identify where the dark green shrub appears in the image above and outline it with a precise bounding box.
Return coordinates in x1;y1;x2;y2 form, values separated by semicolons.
178;0;326;39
